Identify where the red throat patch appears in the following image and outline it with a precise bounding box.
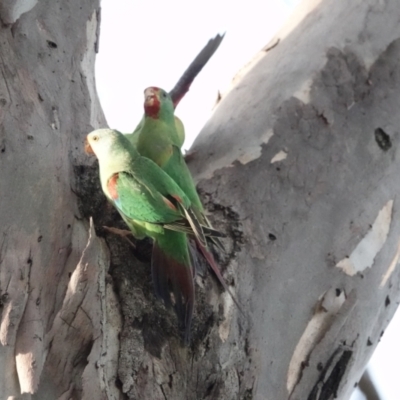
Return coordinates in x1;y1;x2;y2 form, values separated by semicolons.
144;87;160;118
107;173;119;200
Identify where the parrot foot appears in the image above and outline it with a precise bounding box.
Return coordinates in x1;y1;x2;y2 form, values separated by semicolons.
103;226;136;248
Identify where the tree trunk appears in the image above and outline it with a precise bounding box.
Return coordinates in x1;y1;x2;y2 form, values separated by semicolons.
0;0;115;398
190;0;400;398
1;0;400;399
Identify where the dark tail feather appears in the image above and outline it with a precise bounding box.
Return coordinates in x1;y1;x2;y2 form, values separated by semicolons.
195;239;244;315
163;219;226;240
204;215;226;252
201;225;226;238
181;205;207;248
152;241;195;344
169;33;225;108
207;235;225;253
188;240;201;278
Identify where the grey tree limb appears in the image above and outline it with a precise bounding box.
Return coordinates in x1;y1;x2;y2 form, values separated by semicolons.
359;369;382;400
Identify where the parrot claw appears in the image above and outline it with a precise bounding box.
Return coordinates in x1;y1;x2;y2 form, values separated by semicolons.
103;226;136;248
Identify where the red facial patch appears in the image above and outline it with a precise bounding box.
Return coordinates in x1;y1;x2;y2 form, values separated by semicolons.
107;173;119;200
144;87;161;118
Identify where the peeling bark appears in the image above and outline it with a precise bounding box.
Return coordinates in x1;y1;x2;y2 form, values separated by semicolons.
1;0;400;399
188;1;400;398
0;0;118;398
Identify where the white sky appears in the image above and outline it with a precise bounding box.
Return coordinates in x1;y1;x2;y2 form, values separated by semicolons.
95;1;399;399
96;0;297;149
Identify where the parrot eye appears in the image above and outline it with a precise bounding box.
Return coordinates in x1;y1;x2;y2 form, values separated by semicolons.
92;135;99;142
161;91;167;98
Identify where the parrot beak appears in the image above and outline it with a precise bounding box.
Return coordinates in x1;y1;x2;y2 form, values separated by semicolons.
84;138;94;155
144;87;158;107
143;87;161;117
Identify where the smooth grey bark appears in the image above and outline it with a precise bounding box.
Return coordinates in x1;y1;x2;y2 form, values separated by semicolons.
1;0;400;399
189;0;400;399
0;0;120;399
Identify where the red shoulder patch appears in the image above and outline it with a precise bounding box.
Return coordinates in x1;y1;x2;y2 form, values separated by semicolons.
107;173;119;200
163;196;177;211
170;194;183;204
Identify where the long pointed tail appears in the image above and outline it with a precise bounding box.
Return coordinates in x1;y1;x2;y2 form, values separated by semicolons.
152;235;195;344
163;218;226;239
195;239;243;314
203;214;226;252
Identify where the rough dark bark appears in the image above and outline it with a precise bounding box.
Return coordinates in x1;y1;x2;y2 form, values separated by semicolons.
1;0;400;399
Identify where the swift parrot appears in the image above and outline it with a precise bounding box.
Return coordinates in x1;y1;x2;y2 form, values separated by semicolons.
128;33;225;149
128;88;242;312
85;128;221;342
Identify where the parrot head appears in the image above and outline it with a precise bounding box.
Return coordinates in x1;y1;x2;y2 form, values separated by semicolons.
144;87;174;119
85;129;122;160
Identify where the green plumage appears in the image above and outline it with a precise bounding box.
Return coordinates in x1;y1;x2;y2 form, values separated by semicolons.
117;172;180;223
128;33;225;151
129;114;185;150
130;88;242;312
86;128;197;342
134;88;204;215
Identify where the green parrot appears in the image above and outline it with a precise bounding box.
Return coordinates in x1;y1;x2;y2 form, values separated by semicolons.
129;33;225;149
127;88;242;312
86;128;217;342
